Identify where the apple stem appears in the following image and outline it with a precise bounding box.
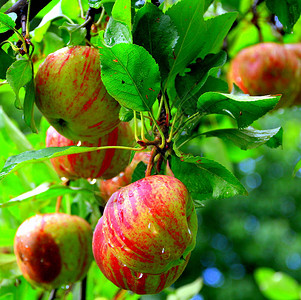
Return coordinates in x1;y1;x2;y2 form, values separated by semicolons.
55;180;70;213
133;110;140;142
145;147;157;177
55;196;62;213
251;0;264;43
112;288;127;300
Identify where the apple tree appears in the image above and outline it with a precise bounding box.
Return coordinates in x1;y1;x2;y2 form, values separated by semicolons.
0;0;300;299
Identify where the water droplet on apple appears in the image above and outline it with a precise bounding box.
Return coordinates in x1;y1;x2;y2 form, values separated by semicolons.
108;239;115;248
89;178;97;184
161;248;170;260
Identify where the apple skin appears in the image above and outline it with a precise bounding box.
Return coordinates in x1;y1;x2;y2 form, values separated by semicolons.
35;46;121;142
99;152;175;202
284;43;301;105
46;122;134;180
93;175;197;294
228;42;301;108
93;218;191;295
14;213;93;290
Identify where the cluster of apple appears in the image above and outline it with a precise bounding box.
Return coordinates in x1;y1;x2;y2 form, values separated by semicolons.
228;42;301;108
13;45;197;295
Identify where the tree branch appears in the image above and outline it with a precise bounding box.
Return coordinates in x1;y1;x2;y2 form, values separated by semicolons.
0;0;53;43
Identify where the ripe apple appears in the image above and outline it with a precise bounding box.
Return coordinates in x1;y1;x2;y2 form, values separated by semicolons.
35;46;121;142
284;43;301;104
99;152;175;202
93;175;197;294
14;213;93;290
228;42;301;108
285;43;301;59
46;122;134;180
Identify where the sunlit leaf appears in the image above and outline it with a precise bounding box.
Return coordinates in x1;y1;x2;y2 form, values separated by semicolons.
170;153;247;201
98;38;161;111
6;59;33;109
254;268;300;300
197;92;281;128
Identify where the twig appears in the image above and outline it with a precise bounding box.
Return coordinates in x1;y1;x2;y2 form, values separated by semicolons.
84;7;103;42
0;0;52;43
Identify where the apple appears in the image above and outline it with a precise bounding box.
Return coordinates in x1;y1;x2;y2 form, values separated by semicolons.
93;218;191;295
46;122;134;180
93;175;197;294
99;152;175;202
14;213;93;290
35;46;121;142
285;43;301;59
284;43;301;104
228;42;301;108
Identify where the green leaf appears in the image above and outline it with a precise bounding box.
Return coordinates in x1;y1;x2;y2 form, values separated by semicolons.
88;0;104;9
119;106;134;122
0;254;21;279
197;92;281;128
254;268;300;300
104;18;132;46
0;12;16;33
203;127;283;150
167;278;203;300
131;161;147;183
165;0;205;89
175;51;227;114
133;2;178;78
0;145;125;181
198;76;229;95
0;182;98;208
266;0;301;32
199;12;238;58
112;0;131;29
0;48;14;80
170;153;247;201
293;158;301;177
98;40;161;111
59;22;87;45
24;79;38;133
6;59;33;109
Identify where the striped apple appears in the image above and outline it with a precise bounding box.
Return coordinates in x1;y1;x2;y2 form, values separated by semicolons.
46;122;134;180
228;42;301;108
99;152;174;202
14;213;93;290
284;43;301;105
93;175;197;294
35;46;121;142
